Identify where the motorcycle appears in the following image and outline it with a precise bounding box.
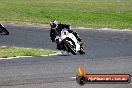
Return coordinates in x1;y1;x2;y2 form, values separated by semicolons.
0;24;9;35
55;29;85;55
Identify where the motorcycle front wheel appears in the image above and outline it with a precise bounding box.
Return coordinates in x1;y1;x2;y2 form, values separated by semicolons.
65;40;77;55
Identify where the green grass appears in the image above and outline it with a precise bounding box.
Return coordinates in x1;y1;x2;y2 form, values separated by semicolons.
0;0;132;29
0;46;55;58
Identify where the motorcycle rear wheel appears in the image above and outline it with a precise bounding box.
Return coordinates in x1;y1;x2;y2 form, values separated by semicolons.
78;47;85;55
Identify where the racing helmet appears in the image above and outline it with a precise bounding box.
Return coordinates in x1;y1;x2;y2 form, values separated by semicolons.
50;20;58;28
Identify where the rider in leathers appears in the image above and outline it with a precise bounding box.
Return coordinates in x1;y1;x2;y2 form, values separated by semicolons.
50;20;82;50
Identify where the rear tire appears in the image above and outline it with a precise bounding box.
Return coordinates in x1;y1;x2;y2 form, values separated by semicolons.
78;47;85;55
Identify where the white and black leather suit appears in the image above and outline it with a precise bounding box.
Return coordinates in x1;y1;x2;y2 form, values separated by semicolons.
50;23;82;50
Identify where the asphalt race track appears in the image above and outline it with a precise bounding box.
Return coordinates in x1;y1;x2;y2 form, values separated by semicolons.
0;24;132;88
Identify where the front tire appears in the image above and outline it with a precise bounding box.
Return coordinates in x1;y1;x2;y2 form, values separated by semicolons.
65;40;77;55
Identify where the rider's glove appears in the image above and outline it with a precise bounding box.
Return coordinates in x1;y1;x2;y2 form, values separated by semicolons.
56;38;59;43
